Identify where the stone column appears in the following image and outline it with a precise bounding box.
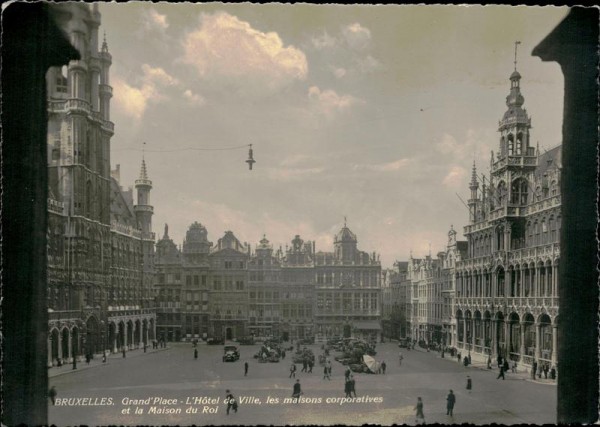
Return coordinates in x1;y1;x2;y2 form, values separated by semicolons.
112;327;117;354
519;321;526;357
123;322;128;350
145;324;149;346
534;322;541;360
57;332;63;361
551;324;558;367
66;330;72;363
491;319;498;355
505;321;511;357
47;334;53;367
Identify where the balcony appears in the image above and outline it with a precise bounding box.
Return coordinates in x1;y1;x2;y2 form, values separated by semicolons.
507;243;560;264
526;195;561;215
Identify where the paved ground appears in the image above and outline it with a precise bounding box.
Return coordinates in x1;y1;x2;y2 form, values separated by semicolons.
49;342;556;425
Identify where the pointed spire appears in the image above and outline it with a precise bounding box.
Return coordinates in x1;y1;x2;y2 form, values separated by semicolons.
139;158;148;180
470;160;478;188
102;31;108;52
514;40;521;71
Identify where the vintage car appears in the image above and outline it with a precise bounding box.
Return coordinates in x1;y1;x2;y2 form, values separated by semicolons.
222;345;240;362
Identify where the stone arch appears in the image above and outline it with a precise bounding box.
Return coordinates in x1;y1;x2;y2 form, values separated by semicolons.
127;320;134;348
61;327;70;361
50;328;60;365
508;312;521;358
538;313;553;361
495;311;506;357
85;315;100;356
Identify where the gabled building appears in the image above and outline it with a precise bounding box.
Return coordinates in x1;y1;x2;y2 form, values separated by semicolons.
313;222;382;342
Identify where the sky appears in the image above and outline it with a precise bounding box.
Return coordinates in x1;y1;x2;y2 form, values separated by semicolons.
98;3;569;267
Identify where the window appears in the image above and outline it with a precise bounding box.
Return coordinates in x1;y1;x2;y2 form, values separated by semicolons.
236;280;244;290
186;276;192;286
225;261;232;269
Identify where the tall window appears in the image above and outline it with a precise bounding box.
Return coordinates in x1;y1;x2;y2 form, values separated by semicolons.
511;178;529;205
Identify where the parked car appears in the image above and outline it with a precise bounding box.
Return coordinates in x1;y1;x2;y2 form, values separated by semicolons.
222;345;240;362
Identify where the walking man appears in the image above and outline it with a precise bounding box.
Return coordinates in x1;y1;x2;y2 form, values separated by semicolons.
415;397;425;425
301;359;307;373
532;359;538;379
345;366;351;381
244;361;249;376
399;352;403;366
194;348;198;359
225;390;237;415
466;375;472;393
308;359;313;373
381;360;387;374
446;390;456;416
349;374;356;397
289;363;297;378
292;379;302;403
344;378;352;397
323;364;330;380
497;365;505;380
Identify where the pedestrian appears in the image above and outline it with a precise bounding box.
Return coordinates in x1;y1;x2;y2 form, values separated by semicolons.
503;359;509;373
550;366;556;380
487;356;492;369
244;361;249;376
496;365;505;380
532;360;538;379
463;356;469;366
289;363;296;378
414;397;425;424
399;352;403;366
323;364;329;380
543;363;549;379
122;348;126;358
344;378;352;397
86;353;91;365
48;386;57;405
102;352;106;363
511;360;517;373
381;361;387;374
349;374;356;397
446;390;456;416
308;359;313;373
457;352;461;363
292;379;302;403
466;375;472;393
302;359;307;373
538;366;542;379
194;348;198;359
345;366;351;380
225;390;237;415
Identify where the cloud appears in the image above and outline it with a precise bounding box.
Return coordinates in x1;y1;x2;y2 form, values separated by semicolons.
442;166;467;188
353;158;411;172
112;64;178;119
139;8;169;35
312;30;337;49
342;23;371;50
112;78;148;120
356;55;381;73
308;86;363;117
332;67;347;79
183;89;205;106
267;167;324;182
181;12;308;92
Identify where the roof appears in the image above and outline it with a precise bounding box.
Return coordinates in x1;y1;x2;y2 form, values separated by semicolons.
534;145;562;180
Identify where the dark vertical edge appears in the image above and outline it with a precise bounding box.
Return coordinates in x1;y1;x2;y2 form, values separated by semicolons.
533;6;600;424
1;3;78;424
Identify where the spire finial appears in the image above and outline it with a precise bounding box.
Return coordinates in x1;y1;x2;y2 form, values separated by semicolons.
102;31;108;52
139;145;148;181
514;40;521;71
344;216;347;227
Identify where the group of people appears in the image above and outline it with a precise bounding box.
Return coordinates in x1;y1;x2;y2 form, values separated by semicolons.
414;389;460;424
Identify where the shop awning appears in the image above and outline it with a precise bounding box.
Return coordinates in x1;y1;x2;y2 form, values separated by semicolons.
353;321;381;330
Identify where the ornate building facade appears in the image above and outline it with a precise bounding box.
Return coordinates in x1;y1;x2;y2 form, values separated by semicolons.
453;66;561;369
314;222;382;342
46;3;156;367
153;222;382;343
